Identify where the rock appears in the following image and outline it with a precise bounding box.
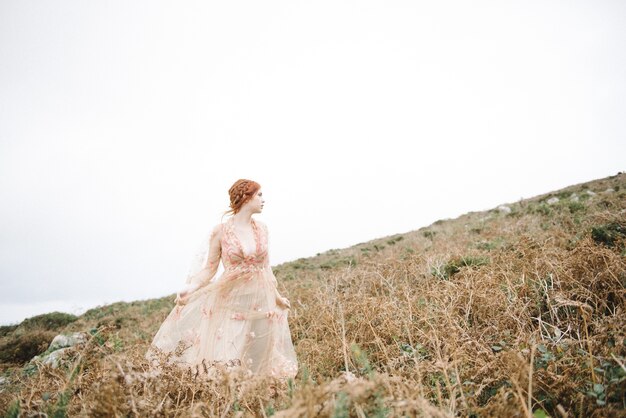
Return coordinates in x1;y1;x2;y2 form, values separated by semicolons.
497;205;511;214
48;332;87;351
604;188;614;194
29;332;87;369
547;197;559;205
31;347;73;369
586;190;596;196
42;348;70;368
0;376;7;385
570;193;579;202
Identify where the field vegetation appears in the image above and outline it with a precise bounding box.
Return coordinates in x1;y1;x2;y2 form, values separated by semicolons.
1;173;625;417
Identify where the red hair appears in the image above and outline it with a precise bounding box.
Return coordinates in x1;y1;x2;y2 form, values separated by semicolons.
223;179;261;218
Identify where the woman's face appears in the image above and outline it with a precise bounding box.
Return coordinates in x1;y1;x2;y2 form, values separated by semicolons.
245;189;264;213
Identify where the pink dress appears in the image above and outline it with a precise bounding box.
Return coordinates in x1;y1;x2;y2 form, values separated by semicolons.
146;217;298;379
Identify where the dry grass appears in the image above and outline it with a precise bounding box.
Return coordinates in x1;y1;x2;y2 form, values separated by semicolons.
1;173;625;417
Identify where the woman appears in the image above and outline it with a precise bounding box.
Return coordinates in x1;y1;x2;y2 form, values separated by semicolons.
146;179;298;379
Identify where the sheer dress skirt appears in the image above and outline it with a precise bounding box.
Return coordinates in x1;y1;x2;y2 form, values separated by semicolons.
146;219;298;379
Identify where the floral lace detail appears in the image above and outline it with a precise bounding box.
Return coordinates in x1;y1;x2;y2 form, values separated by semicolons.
183;329;200;346
221;217;268;270
231;312;245;320
172;305;183;321
226;264;269;272
201;306;213;318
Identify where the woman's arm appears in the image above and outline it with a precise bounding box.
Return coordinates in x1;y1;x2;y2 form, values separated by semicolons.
176;224;222;304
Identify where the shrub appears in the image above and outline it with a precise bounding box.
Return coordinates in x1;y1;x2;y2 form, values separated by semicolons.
475;238;505;251
527;203;552;216
591;223;626;248
568;201;585;213
386;236;404;245
422;230;436;239
5;400;20;418
20;312;78;331
432;256;489;279
0;330;55;364
0;324;18;338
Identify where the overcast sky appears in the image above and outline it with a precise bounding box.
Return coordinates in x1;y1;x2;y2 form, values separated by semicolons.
1;1;624;325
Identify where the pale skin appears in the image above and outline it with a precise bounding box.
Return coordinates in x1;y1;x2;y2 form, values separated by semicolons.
175;188;291;309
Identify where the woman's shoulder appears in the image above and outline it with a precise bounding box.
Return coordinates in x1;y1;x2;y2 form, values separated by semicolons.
254;218;268;231
210;222;226;240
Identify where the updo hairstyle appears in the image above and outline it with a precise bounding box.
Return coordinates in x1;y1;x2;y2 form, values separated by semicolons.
223;179;261;218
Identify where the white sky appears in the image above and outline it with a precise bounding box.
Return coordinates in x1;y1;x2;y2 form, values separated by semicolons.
1;1;624;325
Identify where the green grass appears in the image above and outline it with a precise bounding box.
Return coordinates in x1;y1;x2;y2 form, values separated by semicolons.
431;256;490;280
591;223;626;248
474;237;506;251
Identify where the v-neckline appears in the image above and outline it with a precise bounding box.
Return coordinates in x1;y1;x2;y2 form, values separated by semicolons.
230;217;258;257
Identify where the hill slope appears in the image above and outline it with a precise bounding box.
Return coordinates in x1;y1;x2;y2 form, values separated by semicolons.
1;173;625;417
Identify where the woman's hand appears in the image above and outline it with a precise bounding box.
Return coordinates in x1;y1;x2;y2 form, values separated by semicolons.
176;283;199;305
276;295;291;309
174;292;187;306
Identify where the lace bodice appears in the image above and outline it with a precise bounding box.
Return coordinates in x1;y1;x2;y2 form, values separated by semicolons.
184;217;272;289
220;218;270;271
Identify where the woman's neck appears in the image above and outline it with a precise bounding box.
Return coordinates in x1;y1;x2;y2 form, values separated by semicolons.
232;211;253;227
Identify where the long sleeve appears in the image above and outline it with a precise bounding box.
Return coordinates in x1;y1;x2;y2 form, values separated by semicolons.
187;224;222;289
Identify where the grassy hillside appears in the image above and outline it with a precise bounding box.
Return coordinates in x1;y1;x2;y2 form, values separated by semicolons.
1;173;625;417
